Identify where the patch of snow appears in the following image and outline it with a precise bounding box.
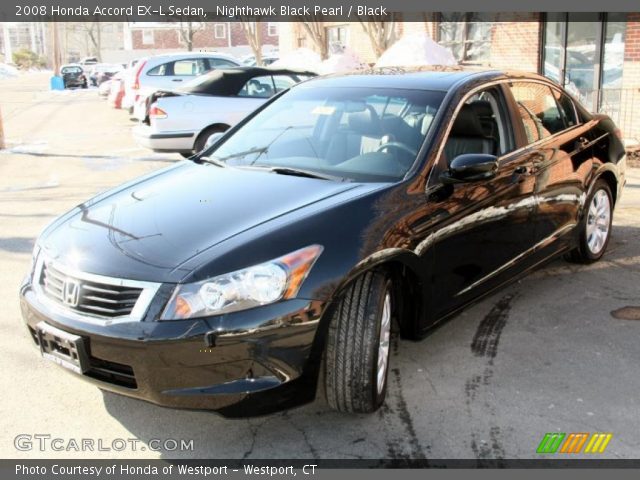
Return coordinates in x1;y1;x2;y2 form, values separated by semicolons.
0;63;19;78
318;48;367;75
375;34;457;68
271;48;322;73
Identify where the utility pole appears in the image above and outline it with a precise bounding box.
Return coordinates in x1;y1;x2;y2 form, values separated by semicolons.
50;21;61;75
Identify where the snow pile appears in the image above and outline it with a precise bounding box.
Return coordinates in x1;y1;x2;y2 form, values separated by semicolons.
318;48;367;75
375;34;457;68
271;48;322;72
0;63;19;78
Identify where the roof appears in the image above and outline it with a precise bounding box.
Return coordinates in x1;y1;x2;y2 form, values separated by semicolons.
297;66;548;92
180;66;316;96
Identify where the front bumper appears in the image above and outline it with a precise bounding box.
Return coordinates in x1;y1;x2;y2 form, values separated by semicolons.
133;124;196;153
19;282;325;416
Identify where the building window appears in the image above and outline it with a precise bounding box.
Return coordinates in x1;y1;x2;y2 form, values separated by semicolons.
438;13;494;64
542;13;626;112
268;23;278;37
214;24;226;39
142;29;154;45
326;25;349;54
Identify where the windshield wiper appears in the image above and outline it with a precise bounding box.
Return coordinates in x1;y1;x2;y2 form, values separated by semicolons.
263;166;348;182
191;155;227;168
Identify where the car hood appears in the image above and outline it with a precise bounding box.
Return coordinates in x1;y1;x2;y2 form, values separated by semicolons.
40;162;372;283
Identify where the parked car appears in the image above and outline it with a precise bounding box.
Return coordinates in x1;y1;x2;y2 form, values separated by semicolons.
20;68;626;416
134;67;315;156
241;54;279;66
80;56;98;66
60;64;87;89
122;52;240;117
107;71;125;108
98;78;112;97
89;63;123;87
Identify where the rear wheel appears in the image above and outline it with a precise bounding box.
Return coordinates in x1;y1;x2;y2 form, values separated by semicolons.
566;179;613;263
325;271;392;413
194;125;229;154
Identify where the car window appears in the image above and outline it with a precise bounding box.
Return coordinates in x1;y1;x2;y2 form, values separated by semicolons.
272;75;296;93
147;63;168;76
61;67;82;74
209;58;238;68
551;87;579;128
509;82;567;143
238;76;275;98
209;86;446;182
442;88;511;165
173;59;208;76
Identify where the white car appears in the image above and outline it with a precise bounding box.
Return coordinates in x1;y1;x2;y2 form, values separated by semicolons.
123;52;240;117
133;67;314;156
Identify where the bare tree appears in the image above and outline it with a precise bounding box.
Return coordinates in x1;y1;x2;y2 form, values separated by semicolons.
239;21;262;66
298;17;328;60
357;15;398;58
77;20;102;60
176;21;206;51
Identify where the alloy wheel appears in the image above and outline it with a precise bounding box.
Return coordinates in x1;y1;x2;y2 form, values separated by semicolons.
376;291;392;395
586;189;611;255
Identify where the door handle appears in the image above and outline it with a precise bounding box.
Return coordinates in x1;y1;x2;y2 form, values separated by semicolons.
171;79;183;82
578;136;590;147
514;165;530;175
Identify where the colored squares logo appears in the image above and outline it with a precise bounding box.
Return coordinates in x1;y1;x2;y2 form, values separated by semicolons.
537;433;612;454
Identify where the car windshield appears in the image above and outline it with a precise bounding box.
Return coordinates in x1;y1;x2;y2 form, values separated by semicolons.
62;67;81;74
207;85;445;182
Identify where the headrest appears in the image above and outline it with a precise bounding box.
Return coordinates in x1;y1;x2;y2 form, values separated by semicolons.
469;100;493;118
450;104;486;137
348;107;380;135
421;113;435;136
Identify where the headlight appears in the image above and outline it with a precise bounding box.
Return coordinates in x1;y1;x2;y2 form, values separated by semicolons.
161;245;323;320
29;244;41;277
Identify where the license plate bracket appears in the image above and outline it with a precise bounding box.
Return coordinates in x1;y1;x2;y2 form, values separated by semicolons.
36;321;89;374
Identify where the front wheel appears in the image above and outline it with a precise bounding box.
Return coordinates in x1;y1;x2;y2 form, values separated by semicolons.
324;271;392;413
566;179;613;263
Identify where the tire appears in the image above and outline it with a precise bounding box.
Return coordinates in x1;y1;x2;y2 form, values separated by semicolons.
325;271;393;413
566;179;613;264
193;125;229;154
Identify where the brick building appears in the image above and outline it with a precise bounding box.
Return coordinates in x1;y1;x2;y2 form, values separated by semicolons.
127;22;279;60
279;13;640;141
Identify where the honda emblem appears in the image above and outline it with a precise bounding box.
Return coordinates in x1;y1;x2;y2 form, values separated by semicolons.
62;279;80;307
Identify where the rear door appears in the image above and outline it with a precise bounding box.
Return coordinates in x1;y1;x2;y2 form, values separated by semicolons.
144;58;209;90
506;81;592;253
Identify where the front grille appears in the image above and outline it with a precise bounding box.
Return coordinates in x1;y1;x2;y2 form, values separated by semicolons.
86;357;137;389
39;262;143;318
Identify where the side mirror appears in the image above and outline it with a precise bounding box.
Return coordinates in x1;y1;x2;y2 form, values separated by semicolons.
439;153;498;184
202;131;225;152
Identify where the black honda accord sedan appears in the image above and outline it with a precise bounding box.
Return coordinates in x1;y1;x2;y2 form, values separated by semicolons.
20;68;626;416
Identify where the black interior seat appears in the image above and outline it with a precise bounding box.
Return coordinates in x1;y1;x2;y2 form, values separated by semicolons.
469;100;498;140
443;104;496;164
325;106;383;163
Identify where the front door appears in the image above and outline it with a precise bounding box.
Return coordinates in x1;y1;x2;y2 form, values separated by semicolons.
426;86;539;318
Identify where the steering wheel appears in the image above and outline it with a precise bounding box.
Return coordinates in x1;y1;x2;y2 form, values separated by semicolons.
375;141;418;157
